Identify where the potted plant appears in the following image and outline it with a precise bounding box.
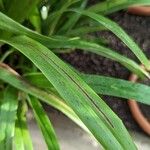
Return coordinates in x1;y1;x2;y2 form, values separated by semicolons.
0;0;150;149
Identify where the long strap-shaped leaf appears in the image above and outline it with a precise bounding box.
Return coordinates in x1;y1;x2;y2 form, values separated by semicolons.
14;100;33;150
57;0;88;34
44;0;79;35
0;35;136;149
71;9;150;70
28;96;60;150
88;0;150;14
83;74;150;104
0;63;87;133
0;12;148;78
24;72;150;105
2;61;150;148
0;87;18;150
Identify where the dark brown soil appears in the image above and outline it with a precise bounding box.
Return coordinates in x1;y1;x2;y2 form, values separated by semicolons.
59;11;150;132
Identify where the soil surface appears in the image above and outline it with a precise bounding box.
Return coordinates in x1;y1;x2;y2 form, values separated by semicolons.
59;11;150;132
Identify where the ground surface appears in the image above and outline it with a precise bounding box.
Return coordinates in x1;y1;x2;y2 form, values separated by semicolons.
60;10;150;132
28;110;150;150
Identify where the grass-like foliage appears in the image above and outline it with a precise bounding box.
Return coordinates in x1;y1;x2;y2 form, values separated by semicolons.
0;0;150;149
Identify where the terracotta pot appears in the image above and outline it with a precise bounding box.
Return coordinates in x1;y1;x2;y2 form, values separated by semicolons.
128;66;150;135
128;6;150;16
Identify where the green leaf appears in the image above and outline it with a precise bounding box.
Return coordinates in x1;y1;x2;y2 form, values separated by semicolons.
14;100;33;150
24;72;150;105
0;87;18;150
58;0;88;34
29;7;41;33
0;0;4;11
0;0;40;39
71;9;150;70
0;63;87;133
66;26;107;36
3;0;40;22
0;49;14;62
82;74;150;104
0;91;3;101
0;12;148;78
44;0;79;35
88;0;150;14
27;96;60;150
0;35;136;149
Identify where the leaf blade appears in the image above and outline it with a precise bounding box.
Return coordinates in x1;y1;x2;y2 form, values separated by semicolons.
27;96;60;150
14;100;33;150
88;0;150;15
0;87;18;150
0;35;136;149
0;12;148;78
25;72;150;105
71;9;150;70
0;63;87;133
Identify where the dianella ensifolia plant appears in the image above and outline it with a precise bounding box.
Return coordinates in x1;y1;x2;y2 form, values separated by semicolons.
0;0;150;150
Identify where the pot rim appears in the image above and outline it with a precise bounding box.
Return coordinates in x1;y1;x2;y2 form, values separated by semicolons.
128;6;150;16
128;73;150;135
